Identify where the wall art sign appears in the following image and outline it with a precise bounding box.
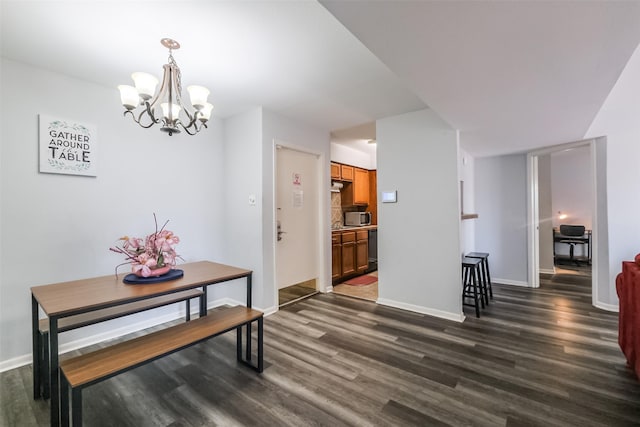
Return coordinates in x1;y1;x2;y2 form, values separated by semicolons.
39;114;97;176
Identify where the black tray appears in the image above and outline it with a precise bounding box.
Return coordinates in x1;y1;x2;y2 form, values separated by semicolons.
123;269;184;284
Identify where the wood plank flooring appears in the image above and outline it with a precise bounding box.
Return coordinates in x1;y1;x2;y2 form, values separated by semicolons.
2;272;639;426
278;281;318;307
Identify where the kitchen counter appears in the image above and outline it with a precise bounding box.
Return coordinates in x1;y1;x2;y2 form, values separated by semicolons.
331;225;377;232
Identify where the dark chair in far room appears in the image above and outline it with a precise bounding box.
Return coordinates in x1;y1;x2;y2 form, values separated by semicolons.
557;224;587;265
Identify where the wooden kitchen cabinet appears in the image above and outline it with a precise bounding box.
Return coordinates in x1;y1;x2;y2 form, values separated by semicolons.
331;229;370;282
340;164;354;182
356;230;369;273
353;168;369;205
340;231;356;277
332;232;342;281
330;163;341;180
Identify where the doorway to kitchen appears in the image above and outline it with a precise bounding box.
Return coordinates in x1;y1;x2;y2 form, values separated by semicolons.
275;144;321;308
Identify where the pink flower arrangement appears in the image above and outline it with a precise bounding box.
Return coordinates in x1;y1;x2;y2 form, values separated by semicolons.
110;214;181;277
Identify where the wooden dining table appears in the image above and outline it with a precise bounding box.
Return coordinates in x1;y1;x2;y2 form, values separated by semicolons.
30;260;252;427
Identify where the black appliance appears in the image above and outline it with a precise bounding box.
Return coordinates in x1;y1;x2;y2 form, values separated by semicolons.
367;228;378;273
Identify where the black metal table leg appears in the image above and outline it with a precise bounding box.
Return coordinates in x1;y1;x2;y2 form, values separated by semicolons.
200;286;207;317
246;273;252;308
32;295;41;399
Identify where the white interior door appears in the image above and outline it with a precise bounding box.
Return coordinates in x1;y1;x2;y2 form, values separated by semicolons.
276;146;319;290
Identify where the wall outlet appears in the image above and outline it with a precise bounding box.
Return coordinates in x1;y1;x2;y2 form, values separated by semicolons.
248;194;256;206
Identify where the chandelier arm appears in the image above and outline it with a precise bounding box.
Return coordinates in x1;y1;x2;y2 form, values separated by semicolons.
123;110;157;129
176;120;199;136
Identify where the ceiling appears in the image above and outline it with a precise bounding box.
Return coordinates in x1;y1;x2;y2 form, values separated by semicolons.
3;1;640;157
322;0;640;156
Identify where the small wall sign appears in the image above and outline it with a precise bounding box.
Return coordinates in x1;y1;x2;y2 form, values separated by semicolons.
39;114;97;177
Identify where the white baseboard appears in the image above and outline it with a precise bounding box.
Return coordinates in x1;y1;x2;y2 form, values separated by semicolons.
376;298;465;323
0;297;249;373
493;278;530;287
539;268;555;275
594;301;619;313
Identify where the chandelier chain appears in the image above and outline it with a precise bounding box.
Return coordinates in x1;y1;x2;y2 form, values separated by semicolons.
168;51;183;104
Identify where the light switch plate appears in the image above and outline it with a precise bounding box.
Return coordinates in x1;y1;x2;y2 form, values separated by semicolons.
248;194;256;206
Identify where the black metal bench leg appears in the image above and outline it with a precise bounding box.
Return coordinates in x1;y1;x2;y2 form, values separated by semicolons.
42;331;50;400
186;300;191;321
236;326;242;362
72;387;82;427
61;375;69;427
245;323;252;362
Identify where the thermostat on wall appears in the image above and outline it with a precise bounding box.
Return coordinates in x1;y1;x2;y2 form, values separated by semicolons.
382;190;397;203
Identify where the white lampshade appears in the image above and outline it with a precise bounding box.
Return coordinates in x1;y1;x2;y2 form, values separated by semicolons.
118;85;139;110
187;85;210;109
131;72;159;100
199;103;214;121
161;102;181;121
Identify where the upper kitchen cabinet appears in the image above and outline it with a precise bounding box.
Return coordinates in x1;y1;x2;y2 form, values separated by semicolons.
353;168;369;205
341;167;370;206
330;163;340;180
340;164;354;182
330;162;354;182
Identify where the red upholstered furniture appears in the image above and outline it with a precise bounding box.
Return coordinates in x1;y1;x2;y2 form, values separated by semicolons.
616;259;640;379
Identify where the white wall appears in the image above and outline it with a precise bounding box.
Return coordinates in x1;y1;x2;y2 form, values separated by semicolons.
459;148;475;256
330;142;375;169
585;41;640;308
219;108;265;308
475;154;528;286
376;109;462;321
551;146;592;230
0;59;226;367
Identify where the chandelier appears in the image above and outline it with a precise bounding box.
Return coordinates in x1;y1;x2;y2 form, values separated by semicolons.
117;38;213;136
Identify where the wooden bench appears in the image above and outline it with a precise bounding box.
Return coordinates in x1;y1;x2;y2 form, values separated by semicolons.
60;305;263;426
36;289;204;399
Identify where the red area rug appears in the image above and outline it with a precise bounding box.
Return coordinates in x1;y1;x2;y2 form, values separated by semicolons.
343;275;378;286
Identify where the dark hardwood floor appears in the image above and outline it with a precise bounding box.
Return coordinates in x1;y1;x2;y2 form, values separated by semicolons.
2;271;639;426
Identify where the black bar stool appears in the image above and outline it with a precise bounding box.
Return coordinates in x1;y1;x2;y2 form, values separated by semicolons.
466;252;492;302
462;257;484;318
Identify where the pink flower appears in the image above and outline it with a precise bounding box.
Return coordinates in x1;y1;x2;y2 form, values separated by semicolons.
110;214;182;276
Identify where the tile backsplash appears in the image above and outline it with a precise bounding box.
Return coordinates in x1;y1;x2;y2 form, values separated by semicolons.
331;192;342;228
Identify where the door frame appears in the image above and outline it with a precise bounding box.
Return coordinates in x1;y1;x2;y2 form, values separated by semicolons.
526;137;609;309
272;139;328;311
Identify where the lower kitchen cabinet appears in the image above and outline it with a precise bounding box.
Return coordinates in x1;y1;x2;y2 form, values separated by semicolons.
341;231;356;277
332;228;370;283
332;232;342;281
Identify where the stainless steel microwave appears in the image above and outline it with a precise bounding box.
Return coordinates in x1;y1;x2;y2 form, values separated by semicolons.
344;212;371;226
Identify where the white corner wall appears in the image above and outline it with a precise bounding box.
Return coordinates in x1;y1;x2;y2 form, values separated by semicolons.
585;42;640;308
0;59;225;368
376;109;462;321
475;154;528;286
459;148;475;256
219;107;266;308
